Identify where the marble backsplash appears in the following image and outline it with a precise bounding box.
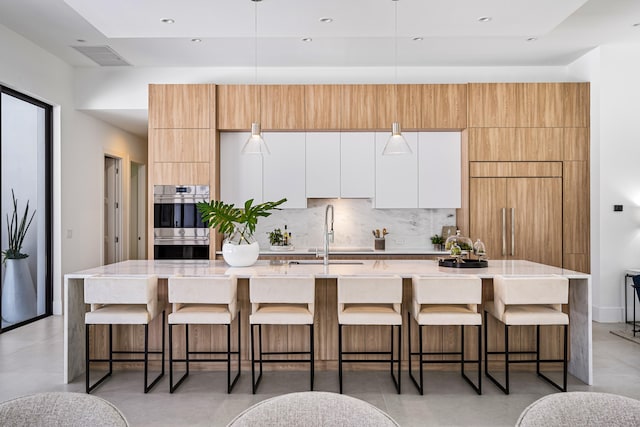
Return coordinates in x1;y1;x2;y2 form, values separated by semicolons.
254;198;456;251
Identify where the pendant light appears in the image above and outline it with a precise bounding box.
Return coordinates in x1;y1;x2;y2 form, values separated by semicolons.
382;0;412;155
242;0;270;155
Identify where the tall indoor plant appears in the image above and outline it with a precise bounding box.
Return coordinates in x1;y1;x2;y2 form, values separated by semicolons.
2;190;37;324
197;198;286;267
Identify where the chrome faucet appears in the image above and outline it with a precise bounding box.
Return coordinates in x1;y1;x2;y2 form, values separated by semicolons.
319;204;334;265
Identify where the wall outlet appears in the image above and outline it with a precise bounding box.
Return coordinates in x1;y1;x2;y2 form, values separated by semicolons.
614;204;623;212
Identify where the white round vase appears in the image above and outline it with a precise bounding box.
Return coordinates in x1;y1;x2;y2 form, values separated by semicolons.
222;241;260;267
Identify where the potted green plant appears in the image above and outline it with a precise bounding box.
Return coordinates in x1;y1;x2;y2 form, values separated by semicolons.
430;234;444;252
2;190;37;323
197;197;286;267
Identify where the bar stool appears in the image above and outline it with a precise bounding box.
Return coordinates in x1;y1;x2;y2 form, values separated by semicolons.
168;275;241;393
337;275;402;394
408;275;482;395
84;275;165;393
484;275;569;394
249;275;315;394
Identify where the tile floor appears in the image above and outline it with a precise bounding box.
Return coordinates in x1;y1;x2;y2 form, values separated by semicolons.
1;317;639;426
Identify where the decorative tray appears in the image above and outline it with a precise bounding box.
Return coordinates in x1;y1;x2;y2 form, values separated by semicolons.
270;245;295;251
438;258;488;268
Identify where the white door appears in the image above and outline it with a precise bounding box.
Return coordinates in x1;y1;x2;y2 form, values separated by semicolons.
104;156;122;265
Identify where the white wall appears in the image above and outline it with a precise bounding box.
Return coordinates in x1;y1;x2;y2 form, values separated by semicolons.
569;44;640;322
0;24;146;315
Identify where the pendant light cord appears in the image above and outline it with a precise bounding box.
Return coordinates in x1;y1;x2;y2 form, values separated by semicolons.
254;0;260;123
394;0;399;123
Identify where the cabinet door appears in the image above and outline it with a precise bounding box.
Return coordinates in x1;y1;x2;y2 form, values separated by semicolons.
263;132;307;208
375;84;422;130
261;85;305;130
151;129;211;163
149;84;211;129
306;132;340;198
216;85;259;130
422;84;467;129
508;177;563;267
305;85;341;130
467;83;518;127
219;132;263;206
342;85;378;130
374;132;418;208
470;178;507;260
341;132;375;198
418;132;461;208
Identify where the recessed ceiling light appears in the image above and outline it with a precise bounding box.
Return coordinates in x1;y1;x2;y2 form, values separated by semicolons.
412;37;424;41
161;18;175;24
191;38;202;43
478;16;492;22
76;39;86;43
633;22;640;27
319;17;333;23
301;37;313;43
526;37;538;42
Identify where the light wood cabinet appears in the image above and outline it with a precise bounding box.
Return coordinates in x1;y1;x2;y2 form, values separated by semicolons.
563;161;590;257
151;129;211;162
563;128;589;161
305;85;341;130
470;174;563;267
467;83;518;127
422;84;467;129
375;84;422;130
516;83;589;127
468;128;564;161
216;85;259;130
260;85;305;130
342;85;378;130
152;163;210;185
149;84;211;129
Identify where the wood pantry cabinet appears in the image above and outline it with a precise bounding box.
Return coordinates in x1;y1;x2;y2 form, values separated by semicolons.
469;163;563;268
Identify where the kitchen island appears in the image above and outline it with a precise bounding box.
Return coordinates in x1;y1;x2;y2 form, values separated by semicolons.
64;259;591;385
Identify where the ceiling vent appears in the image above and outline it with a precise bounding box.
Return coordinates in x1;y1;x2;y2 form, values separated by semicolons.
71;45;131;66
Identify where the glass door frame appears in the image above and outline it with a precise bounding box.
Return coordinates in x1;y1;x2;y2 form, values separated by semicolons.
0;85;53;332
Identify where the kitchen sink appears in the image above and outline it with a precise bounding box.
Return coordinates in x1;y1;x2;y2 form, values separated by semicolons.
288;260;364;265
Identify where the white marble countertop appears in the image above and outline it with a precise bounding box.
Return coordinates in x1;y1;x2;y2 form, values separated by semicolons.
67;259;589;280
216;247;449;256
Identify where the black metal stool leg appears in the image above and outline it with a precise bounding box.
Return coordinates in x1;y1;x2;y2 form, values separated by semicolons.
338;324;343;394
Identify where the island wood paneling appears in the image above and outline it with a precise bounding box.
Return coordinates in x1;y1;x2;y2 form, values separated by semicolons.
467;83;518;128
149;84;210;129
304;85;342;130
151;129;211;162
216;85;259;130
422;84;467;129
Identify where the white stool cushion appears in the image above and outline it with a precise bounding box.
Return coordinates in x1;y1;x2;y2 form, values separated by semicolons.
168;275;237;304
415;305;482;326
85;304;154;325
485;301;569;326
250;304;314;325
338;304;403;326
168;304;235;325
412;275;481;304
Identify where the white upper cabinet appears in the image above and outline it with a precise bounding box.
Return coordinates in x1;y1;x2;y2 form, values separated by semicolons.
306;132;340;198
262;132;307;208
374;131;419;208
341;132;375;198
418;132;461;208
220;132;263;206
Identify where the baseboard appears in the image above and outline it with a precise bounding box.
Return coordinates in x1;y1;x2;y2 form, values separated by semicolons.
593;305;623;323
53;299;62;316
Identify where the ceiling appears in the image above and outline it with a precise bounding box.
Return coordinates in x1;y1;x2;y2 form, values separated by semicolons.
1;0;640;135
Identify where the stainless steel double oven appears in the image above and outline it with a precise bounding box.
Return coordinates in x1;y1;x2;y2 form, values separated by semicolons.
153;185;210;259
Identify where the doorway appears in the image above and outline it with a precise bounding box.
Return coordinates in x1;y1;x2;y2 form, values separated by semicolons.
104;156;122;265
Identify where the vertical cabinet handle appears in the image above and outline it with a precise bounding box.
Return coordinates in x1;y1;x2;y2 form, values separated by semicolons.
511;207;515;256
502;208;506;256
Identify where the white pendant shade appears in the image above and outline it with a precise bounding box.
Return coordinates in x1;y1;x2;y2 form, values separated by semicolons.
382;122;412;155
242;122;270;155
